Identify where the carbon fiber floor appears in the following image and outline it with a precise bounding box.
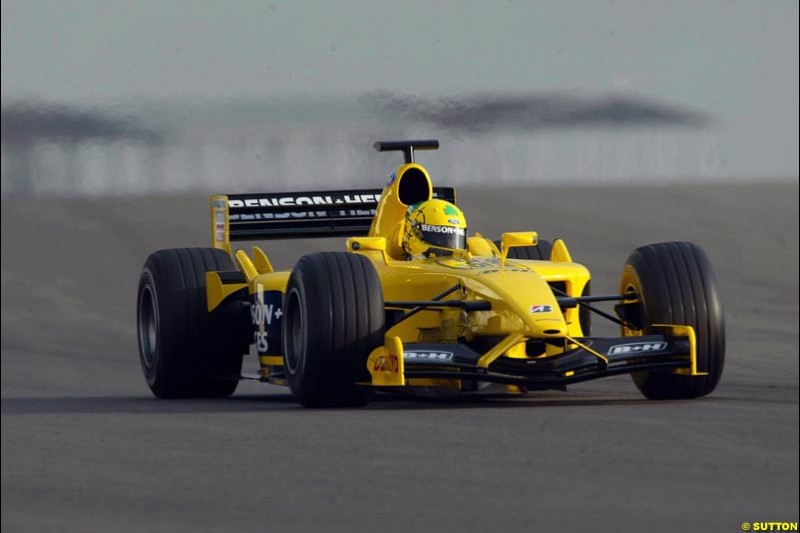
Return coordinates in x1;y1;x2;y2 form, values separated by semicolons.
2;183;798;532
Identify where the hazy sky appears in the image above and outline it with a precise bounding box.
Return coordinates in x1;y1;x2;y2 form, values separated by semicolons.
1;0;796;103
2;0;798;177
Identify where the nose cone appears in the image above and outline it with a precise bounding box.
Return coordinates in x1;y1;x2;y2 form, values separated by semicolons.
526;304;567;337
463;267;567;337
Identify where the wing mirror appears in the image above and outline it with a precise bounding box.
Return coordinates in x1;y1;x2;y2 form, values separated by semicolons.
500;231;538;267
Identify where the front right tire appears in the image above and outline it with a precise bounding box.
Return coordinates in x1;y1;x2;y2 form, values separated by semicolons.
621;242;725;399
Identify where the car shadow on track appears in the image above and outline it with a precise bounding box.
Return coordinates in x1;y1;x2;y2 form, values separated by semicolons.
0;391;660;415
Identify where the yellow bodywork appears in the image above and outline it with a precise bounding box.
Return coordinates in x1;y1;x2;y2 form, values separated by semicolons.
368;163;434;259
367;336;405;386
499;231;538;266
206;272;247;313
652;324;706;376
210;195;232;256
207;159;696;387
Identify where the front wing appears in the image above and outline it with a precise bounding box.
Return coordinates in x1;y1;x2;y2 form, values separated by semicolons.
367;325;704;391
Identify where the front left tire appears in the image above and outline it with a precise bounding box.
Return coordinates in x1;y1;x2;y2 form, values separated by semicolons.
620;242;725;399
282;252;385;408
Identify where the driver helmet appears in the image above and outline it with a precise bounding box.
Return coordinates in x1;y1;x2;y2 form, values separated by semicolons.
403;199;468;257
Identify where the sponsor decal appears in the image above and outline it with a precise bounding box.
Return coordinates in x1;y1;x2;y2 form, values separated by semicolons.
373;354;400;373
214;210;225;243
431;257;531;274
228;193;381;209
251;291;283;354
435;258;471;269
448;218;461;225
227;193;382;221
404;351;454;361
419;224;466;236
231;208;376;221
607;342;668;356
469;257;500;268
478;267;530;275
254;332;269;353
530;305;553;314
251;302;283;327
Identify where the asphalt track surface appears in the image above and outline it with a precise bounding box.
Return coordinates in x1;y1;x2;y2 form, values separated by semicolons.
2;183;798;533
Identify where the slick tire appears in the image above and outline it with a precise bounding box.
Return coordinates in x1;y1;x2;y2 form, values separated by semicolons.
137;248;247;398
621;242;725;400
282;252;385;408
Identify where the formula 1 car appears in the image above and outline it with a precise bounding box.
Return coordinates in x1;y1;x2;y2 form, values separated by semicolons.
136;140;725;407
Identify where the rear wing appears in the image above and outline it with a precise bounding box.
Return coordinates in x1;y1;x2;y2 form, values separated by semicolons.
211;187;456;252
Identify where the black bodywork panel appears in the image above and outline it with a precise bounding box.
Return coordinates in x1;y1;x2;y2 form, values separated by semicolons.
225;187;456;240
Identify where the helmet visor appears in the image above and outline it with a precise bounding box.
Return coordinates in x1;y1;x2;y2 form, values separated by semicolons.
417;223;467;251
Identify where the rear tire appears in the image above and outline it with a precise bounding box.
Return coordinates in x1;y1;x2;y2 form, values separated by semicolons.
621;242;725;399
283;252;385;408
137;248;247;398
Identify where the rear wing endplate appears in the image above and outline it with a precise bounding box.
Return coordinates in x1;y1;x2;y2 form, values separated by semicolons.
211;187;456;252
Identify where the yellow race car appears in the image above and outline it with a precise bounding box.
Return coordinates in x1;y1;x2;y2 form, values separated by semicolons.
136;140;725;407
